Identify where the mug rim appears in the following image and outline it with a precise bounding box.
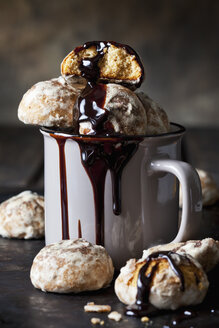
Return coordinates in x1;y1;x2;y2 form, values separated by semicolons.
40;122;186;140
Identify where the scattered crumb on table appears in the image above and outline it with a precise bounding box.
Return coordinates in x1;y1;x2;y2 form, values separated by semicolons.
108;311;122;322
84;302;111;313
141;316;150;322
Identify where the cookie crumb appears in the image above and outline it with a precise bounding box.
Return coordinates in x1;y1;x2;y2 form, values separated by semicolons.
85;302;111;313
108;311;122;322
91;318;101;325
141;316;150;322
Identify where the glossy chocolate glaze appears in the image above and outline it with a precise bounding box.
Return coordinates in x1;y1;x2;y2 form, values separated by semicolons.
126;251;185;317
77;82;111;136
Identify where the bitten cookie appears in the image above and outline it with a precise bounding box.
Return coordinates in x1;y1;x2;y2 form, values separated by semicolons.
115;252;209;310
0;191;44;239
142;238;219;272
61;41;144;88
18;76;85;128
30;239;114;293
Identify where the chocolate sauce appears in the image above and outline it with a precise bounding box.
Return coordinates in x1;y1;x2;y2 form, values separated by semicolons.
76;137;141;244
47;41;144;244
76;139;107;245
126;251;185;317
78;83;110;135
78;41;106;82
48;128;142;246
78;219;82;238
55;137;70;240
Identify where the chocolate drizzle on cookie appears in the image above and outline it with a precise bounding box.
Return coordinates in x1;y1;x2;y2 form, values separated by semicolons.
126;251;185;317
76;41;144;136
77;83;112;136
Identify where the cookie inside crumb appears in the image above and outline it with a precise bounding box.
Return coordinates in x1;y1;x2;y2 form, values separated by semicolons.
84;302;111;313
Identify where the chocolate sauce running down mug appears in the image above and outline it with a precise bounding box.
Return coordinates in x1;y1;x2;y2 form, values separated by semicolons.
41;123;202;268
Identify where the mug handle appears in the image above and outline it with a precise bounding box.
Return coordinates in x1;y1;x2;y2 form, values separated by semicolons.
150;159;202;242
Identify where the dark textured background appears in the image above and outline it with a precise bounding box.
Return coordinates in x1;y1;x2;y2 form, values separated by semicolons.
0;0;218;126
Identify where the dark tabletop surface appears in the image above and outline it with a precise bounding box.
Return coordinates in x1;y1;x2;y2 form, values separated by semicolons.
0;126;219;328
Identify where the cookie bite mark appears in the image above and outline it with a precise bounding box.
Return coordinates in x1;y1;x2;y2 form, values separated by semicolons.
61;41;144;89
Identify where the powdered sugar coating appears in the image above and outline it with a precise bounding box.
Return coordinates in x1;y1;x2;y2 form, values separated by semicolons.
115;252;209;310
30;239;114;293
115;258;138;305
136;92;169;135
18;76;85;128
0;191;44;239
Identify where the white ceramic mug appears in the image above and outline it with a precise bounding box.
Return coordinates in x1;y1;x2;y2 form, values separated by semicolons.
41;123;202;268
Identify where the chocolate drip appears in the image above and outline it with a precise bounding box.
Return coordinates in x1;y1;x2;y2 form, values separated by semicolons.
76;140;107;245
78;219;82;238
76;137;141;245
105;141;139;215
79;41;106;82
55;137;70;240
126;251;185;317
78;83;111;135
47;127;142;246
